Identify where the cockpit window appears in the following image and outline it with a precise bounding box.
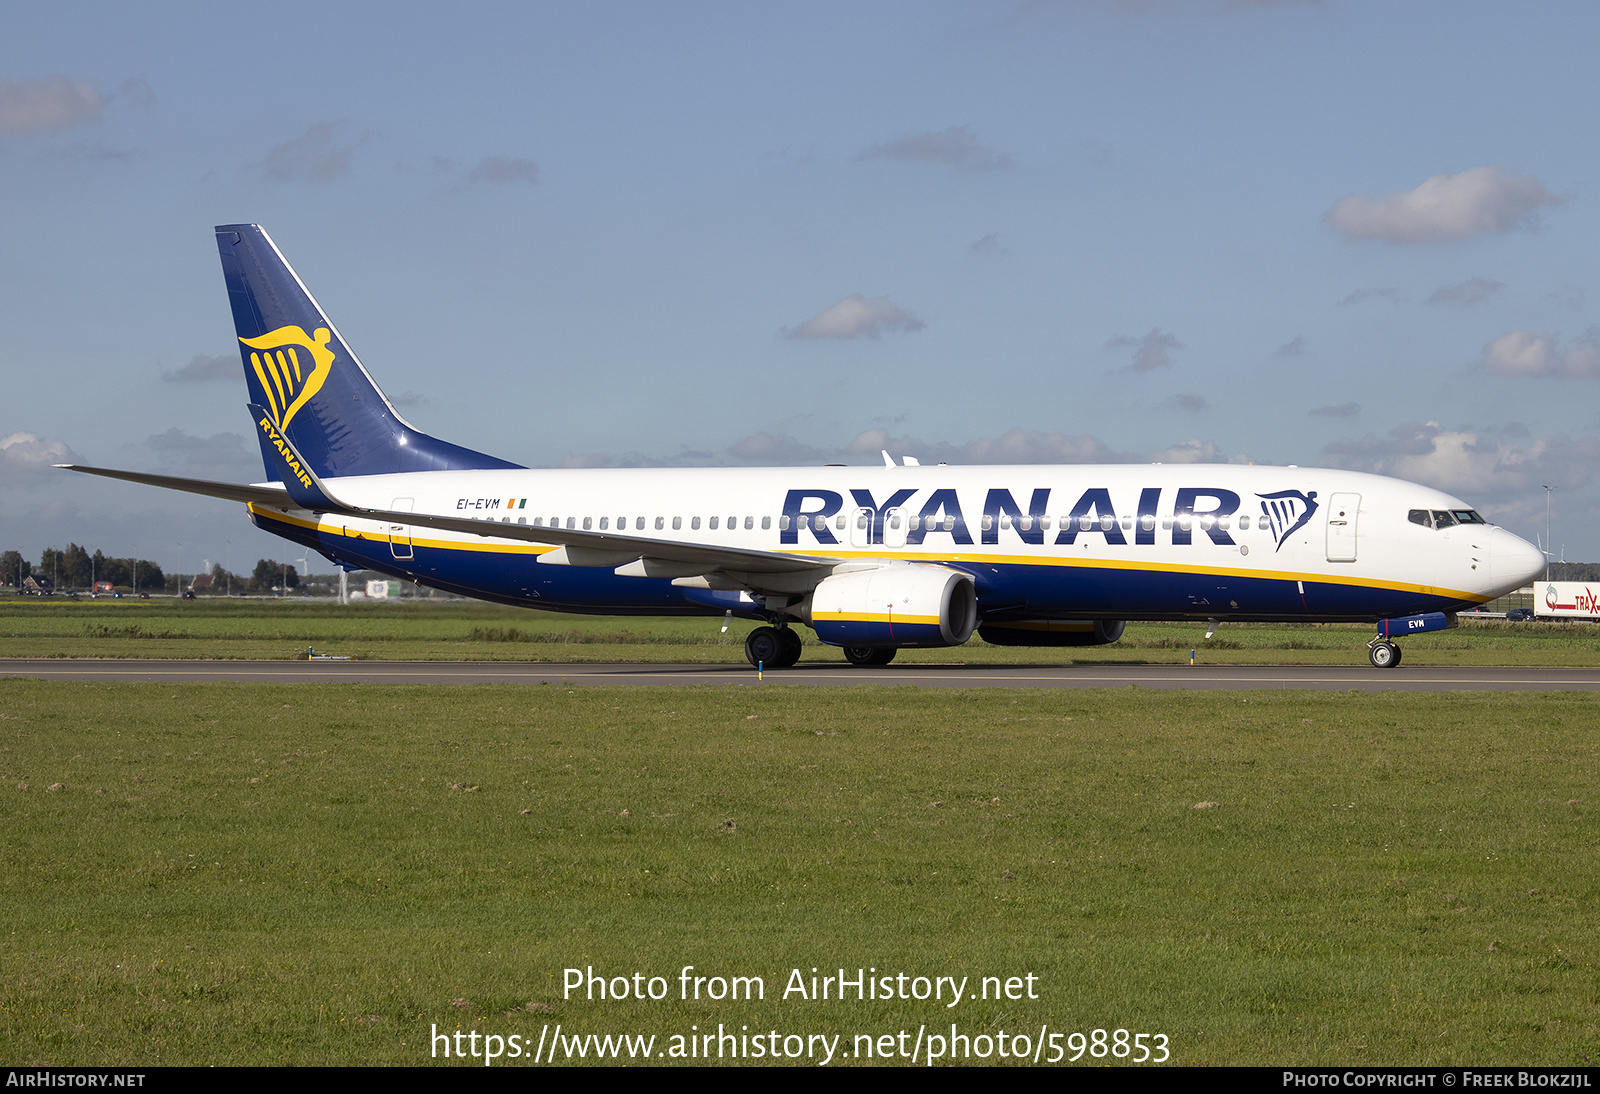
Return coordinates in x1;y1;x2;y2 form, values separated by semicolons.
1411;508;1488;529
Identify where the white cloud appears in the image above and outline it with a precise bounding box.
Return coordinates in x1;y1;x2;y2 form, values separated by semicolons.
1323;420;1600;504
1339;287;1399;306
956;428;1121;464
1108;328;1182;372
468;156;539;185
1427;277;1503;306
857;125;1012;170
1309;402;1360;418
0;75;103;136
1153;438;1231;464
785;295;925;340
1324;167;1561;244
1482;329;1600;379
251;121;366;182
0;431;78;481
726;432;825;463
1166;393;1208;411
163;353;236;383
138;429;257;482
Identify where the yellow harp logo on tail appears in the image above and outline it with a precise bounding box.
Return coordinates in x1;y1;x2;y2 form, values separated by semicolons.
240;325;336;431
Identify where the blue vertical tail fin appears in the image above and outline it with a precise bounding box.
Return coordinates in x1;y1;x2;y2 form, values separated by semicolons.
215;224;523;481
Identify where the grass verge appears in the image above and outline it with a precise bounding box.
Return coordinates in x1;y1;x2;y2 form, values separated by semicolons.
5;597;1600;666
0;681;1594;1065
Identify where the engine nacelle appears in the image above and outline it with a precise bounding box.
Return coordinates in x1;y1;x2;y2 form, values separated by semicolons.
809;565;977;648
978;619;1126;647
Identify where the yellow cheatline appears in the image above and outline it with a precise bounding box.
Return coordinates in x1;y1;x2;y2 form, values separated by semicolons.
813;612;941;625
244;506;1488;603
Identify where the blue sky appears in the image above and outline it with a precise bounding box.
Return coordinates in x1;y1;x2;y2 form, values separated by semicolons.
4;0;1598;572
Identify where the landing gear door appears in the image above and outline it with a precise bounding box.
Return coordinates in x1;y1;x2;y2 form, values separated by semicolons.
1326;492;1359;562
389;497;415;560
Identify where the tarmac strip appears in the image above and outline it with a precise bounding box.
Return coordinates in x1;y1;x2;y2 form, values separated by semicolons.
4;659;1600;691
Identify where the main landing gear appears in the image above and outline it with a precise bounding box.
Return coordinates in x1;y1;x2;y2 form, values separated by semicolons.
1368;639;1403;669
745;625;804;669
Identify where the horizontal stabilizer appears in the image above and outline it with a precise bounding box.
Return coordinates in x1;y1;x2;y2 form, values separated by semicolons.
56;465;292;507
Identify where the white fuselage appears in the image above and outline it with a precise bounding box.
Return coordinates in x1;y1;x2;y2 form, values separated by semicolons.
248;461;1545;625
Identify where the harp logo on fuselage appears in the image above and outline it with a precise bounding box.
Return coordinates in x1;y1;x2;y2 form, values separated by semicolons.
1256;490;1318;551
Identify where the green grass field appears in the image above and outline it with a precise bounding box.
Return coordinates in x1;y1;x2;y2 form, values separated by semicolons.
1;680;1594;1066
5;596;1600;666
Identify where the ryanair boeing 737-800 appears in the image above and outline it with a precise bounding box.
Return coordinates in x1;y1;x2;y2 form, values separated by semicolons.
63;225;1546;669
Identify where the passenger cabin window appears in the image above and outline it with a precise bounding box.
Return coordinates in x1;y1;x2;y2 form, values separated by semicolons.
761;516;771;530
566;517;576;530
599;517;609;530
582;516;592;530
691;516;701;530
655;517;664;530
778;516;790;531
745;516;754;530
636;517;646;530
981;515;995;532
709;516;719;530
1238;515;1250;530
672;516;682;530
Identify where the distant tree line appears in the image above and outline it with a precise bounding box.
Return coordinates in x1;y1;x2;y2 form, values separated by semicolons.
3;545;166;593
1547;562;1600;583
0;546;326;595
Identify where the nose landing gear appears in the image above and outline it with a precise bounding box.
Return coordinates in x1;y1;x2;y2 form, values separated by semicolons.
1368;639;1402;669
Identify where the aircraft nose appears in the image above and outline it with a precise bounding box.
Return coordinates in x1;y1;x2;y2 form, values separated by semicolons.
1490;527;1545;592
